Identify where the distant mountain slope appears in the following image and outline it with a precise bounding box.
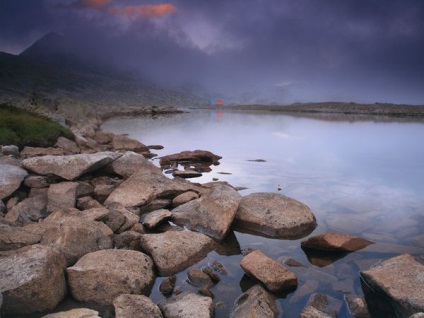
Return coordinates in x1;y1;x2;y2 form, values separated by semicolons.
0;33;208;120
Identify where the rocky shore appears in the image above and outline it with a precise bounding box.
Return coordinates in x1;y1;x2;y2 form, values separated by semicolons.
1;118;424;318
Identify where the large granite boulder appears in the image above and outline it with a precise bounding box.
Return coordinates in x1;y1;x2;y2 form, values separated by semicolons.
0;245;67;315
113;294;163;318
105;168;203;208
361;254;424;317
140;230;215;276
172;185;242;241
233;192;317;239
159;150;222;166
0;223;42;251
158;292;213;318
67;249;155;305
301;233;374;252
22;152;122;181
240;249;297;293
103;151;162;178
0;164;28;200
231;285;279;318
299;293;342;318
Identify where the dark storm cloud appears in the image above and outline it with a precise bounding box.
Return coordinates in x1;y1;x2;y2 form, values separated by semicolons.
1;0;423;103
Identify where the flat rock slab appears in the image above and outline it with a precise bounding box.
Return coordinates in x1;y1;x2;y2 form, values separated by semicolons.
140;230;215;276
301;233;374;252
42;308;101;318
0;245;67;315
22;152;121;181
172;185;242;241
105;168;202;208
172;170;203;178
158;292;213;318
240;249;297;293
234;192;317;239
141;209;172;229
231;285;279;318
299;293;342;318
360;254;424;317
67;249;155;305
0;164;28;200
159;150;222;166
113;294;163;318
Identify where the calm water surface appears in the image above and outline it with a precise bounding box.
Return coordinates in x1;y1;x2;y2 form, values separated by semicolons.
102;110;424;317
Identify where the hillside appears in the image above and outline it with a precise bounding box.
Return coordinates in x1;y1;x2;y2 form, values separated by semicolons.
0;33;208;121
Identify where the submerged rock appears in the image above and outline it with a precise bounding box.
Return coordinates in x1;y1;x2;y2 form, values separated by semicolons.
67;249;155;305
299;293;342;318
139;230;215;276
231;285;279;318
240;249;297;293
173;169;203;178
360;254;424;317
0;245;67;315
172;185;242;241
0;164;28;200
234;192;317;239
301;233;374;252
158;292;213;318
22;152;121;181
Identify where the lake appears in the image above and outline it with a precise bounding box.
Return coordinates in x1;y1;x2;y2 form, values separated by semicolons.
101;109;424;317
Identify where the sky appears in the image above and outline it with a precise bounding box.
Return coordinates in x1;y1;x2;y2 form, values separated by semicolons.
1;0;424;104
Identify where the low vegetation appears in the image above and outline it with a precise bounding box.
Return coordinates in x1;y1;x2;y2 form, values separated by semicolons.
0;103;73;149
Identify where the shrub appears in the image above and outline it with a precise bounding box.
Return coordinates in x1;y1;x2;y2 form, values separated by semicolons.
0;103;73;149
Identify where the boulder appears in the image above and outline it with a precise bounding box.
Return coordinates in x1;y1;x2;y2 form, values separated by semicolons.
105;202;140;233
187;267;213;288
103;151;161;178
233;192;317;239
67;249;155;305
93;131;112;144
0;164;28;200
113;294;163;318
4;194;47;225
0;223;42;251
172;185;241;241
231;285;279;318
299;293;342;318
159;150;222;166
141;209;172;229
47;181;93;213
140;230;215;276
1;145;19;157
105;168;202;208
173;170;202;178
24;175;55;188
54;136;80;154
172;191;199;207
20;146;65;158
240;249;297;293
42;308;101;318
111;135;149;153
158;292;213;318
345;295;371;317
360;254;424;317
0;245;67;315
301;233;374;252
159;275;176;295
113;231;142;250
22;152;122;181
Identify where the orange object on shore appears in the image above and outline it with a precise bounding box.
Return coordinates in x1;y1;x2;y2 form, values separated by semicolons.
216;99;225;106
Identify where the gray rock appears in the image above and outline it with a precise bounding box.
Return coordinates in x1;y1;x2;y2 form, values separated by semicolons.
409;314;424;318
105;168;202;208
141;209;172;229
4;194;47;225
20;146;65;158
0;199;5;213
113;294;163;318
158;292;213;318
234;192;317;239
42;308;101;318
345;295;371;317
24;175;53;188
22;152;122;181
172;185;241;241
113;230;142;250
67;249;155;305
159;275;177;295
111;135;149;153
0;245;67;315
187;267;213;288
361;254;424;317
0;164;28;200
299;293;342;318
54;136;80;154
231;285;279;318
173;170;202;178
47;182;93;213
1;145;19;157
240;249;297;293
0;223;42;251
105;202;139;233
77;196;104;210
301;233;374;252
103;151;161;178
140;230;215;276
172;191;199;207
159;150;222;166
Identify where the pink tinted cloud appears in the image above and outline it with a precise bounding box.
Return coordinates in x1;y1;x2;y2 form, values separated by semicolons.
108;3;177;20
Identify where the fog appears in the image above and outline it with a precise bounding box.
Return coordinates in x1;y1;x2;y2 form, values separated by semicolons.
1;0;424;104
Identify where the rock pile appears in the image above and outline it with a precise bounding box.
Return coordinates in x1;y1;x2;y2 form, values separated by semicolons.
1;122;423;317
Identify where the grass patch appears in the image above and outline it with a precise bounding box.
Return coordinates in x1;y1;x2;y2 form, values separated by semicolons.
0;103;73;149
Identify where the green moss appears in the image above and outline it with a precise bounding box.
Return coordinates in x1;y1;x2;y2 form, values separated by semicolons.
0;103;73;149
